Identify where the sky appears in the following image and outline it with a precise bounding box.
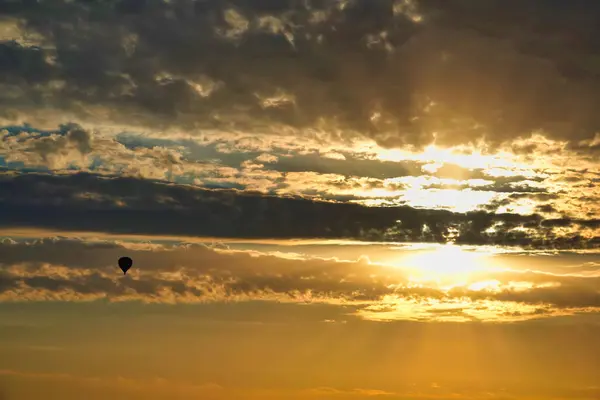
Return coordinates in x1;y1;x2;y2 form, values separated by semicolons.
0;0;599;399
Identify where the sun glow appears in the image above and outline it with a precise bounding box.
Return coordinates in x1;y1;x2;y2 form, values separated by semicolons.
373;144;524;170
397;244;494;286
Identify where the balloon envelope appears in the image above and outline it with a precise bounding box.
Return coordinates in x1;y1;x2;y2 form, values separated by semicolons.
118;257;133;274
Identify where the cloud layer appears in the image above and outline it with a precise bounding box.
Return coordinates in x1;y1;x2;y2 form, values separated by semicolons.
1;1;599;250
1;169;598;249
1;237;599;322
2;0;600;150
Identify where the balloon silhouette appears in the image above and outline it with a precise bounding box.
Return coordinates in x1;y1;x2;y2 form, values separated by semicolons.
118;257;133;275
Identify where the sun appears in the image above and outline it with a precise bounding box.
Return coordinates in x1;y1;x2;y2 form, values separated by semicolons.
398;244;491;287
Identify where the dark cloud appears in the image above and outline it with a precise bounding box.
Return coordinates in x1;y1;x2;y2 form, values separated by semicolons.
422;182;548;194
1;0;600;148
1;170;598;249
266;153;424;179
536;204;557;214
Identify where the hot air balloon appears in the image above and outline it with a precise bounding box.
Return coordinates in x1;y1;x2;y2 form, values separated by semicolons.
118;257;133;275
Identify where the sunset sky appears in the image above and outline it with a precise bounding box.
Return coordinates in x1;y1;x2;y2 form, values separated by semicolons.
0;0;599;399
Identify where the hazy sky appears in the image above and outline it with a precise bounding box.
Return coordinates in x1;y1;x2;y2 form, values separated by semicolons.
0;1;599;399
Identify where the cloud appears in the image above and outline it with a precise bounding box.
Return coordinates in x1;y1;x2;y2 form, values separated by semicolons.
0;1;600;151
0;124;546;187
1;237;599;323
2;124;598;223
0;237;399;305
0;2;598;324
0;170;598;249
